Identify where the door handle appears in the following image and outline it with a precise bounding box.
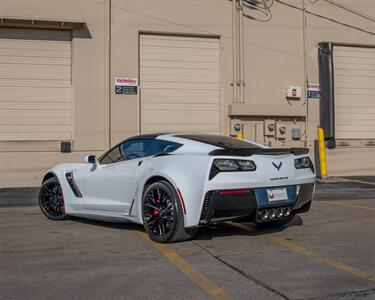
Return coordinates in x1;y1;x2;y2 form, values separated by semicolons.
138;160;143;167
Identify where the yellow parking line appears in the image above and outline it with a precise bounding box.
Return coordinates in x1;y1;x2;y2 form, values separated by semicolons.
319;257;375;282
228;222;375;283
319;201;375;212
138;232;233;300
265;235;316;257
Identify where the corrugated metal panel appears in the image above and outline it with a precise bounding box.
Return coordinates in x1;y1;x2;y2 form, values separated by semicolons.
0;28;72;141
140;34;221;134
333;46;375;139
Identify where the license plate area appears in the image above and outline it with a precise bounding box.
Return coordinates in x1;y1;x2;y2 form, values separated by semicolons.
255;186;297;208
267;188;288;202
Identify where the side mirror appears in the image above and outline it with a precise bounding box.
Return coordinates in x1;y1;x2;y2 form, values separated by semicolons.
84;155;100;171
84;155;98;164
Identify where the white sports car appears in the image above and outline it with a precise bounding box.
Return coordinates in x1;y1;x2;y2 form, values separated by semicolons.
39;133;316;243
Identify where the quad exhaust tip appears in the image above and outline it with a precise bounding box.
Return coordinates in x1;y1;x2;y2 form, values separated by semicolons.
258;206;292;221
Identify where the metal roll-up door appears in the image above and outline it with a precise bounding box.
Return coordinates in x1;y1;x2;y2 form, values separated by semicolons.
140;34;221;134
333;45;375;139
0;28;72;141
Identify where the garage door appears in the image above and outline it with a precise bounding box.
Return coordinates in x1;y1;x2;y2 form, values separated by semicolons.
140;34;221;134
0;28;72;141
333;45;375;139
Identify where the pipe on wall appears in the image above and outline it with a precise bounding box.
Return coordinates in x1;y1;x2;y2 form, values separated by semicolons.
239;0;245;103
232;0;238;103
232;0;245;104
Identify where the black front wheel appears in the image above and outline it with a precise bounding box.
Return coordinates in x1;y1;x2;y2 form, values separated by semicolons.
39;177;67;220
142;181;197;243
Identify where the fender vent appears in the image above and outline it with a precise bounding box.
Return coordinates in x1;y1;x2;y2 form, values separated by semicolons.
199;191;214;224
65;172;82;198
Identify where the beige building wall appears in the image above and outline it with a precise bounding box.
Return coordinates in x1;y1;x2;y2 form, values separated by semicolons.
0;0;374;187
0;0;109;186
303;0;375;175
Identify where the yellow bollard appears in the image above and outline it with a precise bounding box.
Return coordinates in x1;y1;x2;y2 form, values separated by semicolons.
317;127;327;178
236;132;243;139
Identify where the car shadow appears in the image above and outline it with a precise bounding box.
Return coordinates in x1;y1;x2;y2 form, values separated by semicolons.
193;215;303;241
70;216;145;232
70;214;303;242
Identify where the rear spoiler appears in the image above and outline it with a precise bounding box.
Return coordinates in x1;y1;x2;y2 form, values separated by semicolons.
209;147;309;157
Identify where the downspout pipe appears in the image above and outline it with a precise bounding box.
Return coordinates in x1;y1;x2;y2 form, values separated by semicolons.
239;0;245;103
232;0;238;103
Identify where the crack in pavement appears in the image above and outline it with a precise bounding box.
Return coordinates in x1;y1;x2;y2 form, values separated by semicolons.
297;288;375;300
190;240;290;300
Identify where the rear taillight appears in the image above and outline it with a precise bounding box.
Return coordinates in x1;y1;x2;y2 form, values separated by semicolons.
209;159;256;179
294;157;315;173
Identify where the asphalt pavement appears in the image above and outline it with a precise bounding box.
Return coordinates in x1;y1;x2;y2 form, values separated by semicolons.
0;177;374;300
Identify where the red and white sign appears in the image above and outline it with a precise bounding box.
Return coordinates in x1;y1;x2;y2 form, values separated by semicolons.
307;83;320;99
115;77;138;95
307;83;320;89
115;77;138;87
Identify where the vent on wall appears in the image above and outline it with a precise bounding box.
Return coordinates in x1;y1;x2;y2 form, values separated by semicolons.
60;141;72;153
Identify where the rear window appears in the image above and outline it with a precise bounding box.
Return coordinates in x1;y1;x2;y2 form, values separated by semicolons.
177;135;259;149
147;139;182;155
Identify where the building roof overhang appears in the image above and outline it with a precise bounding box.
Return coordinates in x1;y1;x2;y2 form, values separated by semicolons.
0;16;85;30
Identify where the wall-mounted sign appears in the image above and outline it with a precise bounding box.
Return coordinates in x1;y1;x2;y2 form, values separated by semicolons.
115;77;138;95
307;83;320;99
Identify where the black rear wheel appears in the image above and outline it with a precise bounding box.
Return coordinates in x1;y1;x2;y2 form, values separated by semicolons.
142;181;197;243
39;177;67;220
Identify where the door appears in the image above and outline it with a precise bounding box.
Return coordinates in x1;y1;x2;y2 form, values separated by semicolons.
0;27;73;141
77;160;139;217
139;34;221;134
333;45;375;139
76;138;154;217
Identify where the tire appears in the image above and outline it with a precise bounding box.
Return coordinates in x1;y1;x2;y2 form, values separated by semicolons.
142;180;197;243
39;177;67;221
256;213;295;228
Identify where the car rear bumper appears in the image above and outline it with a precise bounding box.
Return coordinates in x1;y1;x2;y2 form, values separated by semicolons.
199;183;315;225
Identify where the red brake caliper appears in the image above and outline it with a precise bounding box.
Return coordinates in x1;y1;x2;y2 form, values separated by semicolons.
154;199;160;216
60;202;65;214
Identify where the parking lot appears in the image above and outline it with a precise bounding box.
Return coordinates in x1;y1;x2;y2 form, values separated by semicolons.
1;178;374;300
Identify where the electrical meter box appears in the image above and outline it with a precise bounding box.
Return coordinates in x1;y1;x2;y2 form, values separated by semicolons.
291;128;301;140
285;86;301;99
230;119;242;136
276;122;287;139
264;119;275;136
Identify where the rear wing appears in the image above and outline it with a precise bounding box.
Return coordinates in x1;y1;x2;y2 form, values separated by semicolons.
209;148;309;157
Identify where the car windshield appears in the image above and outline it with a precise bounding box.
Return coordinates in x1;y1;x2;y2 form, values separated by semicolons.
177;135;259;149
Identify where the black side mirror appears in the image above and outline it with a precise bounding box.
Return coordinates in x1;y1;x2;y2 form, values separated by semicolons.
84;155;98;164
88;155;97;164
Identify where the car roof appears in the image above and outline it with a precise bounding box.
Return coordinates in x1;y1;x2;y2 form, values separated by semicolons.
128;133;261;149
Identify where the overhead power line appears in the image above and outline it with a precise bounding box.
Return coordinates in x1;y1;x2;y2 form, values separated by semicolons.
276;0;375;36
309;0;375;23
242;0;274;22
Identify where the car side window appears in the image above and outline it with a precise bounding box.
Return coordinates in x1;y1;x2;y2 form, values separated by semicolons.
99;138;181;164
146;140;182;156
120;139;154;161
100;146;123;164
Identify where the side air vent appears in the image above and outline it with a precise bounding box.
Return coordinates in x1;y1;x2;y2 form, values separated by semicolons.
199;191;214;224
65;172;82;198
